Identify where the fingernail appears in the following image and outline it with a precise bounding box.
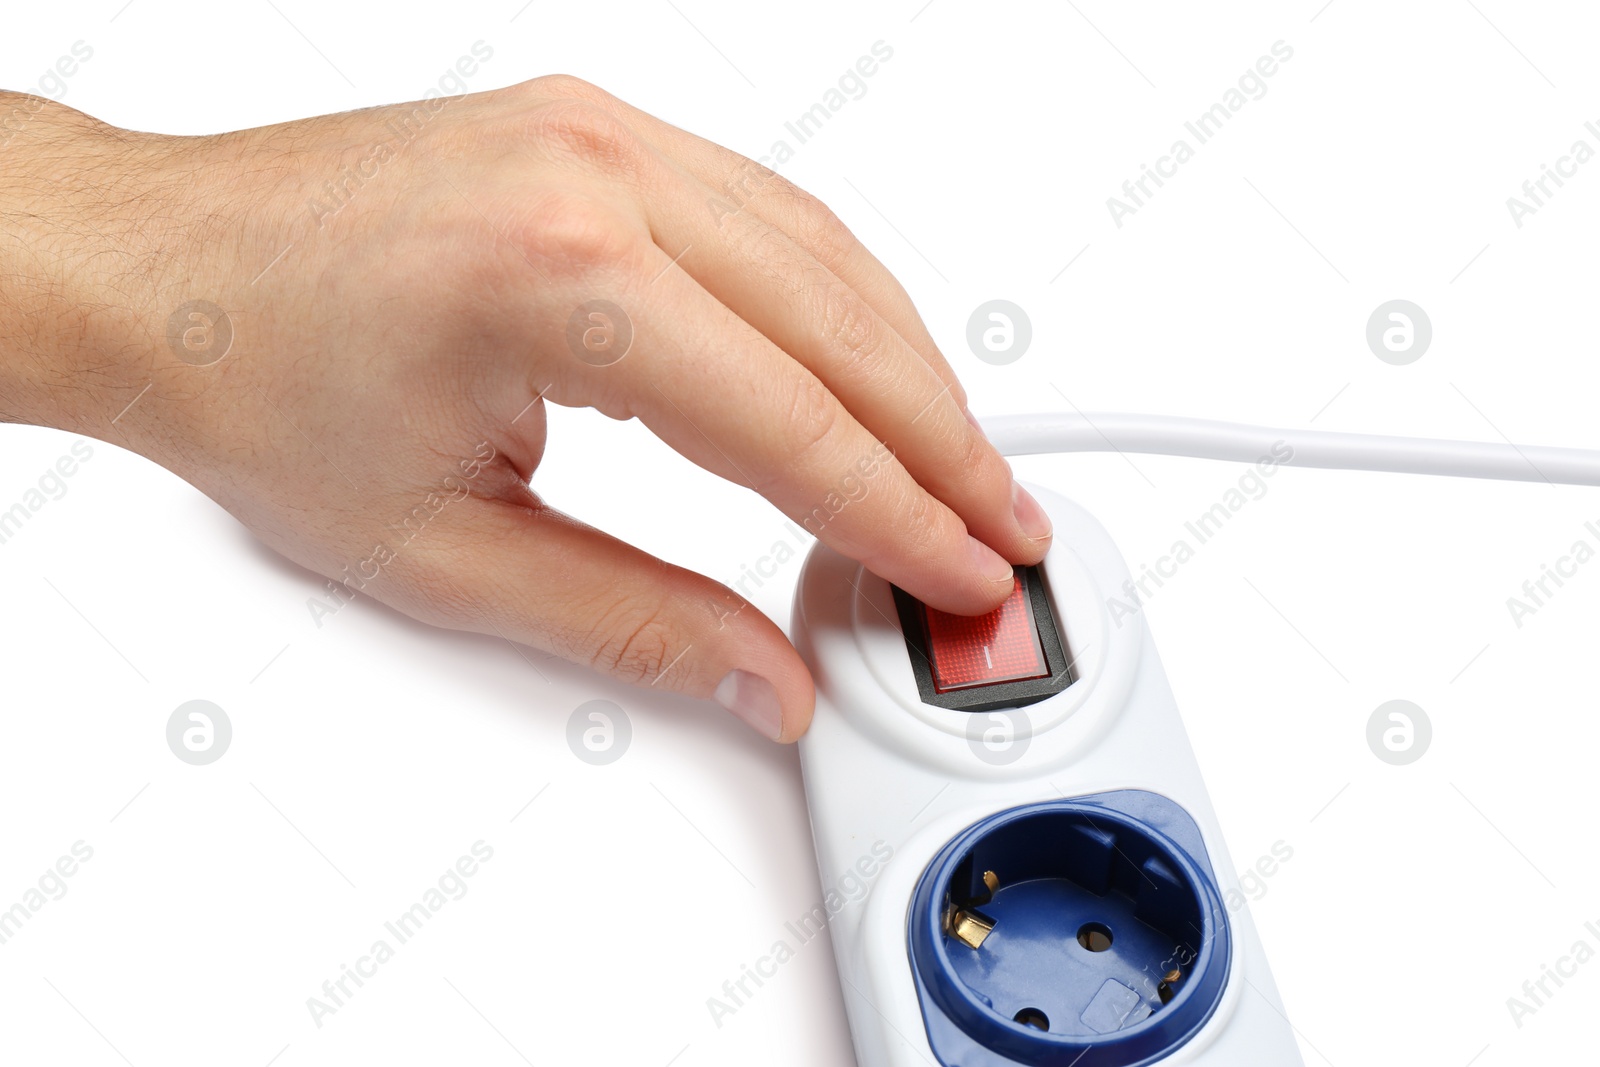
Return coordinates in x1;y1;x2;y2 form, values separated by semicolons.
969;536;1016;585
714;669;784;741
964;408;987;437
1012;482;1053;542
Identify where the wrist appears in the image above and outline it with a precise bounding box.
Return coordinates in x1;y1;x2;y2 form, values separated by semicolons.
0;96;176;435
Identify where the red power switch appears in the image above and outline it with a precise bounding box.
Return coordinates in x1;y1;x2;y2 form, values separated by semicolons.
892;565;1076;712
921;575;1049;692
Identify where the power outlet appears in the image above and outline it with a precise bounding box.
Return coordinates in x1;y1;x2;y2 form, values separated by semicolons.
908;792;1230;1066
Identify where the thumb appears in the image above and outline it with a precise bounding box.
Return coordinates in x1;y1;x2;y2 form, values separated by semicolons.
423;495;813;742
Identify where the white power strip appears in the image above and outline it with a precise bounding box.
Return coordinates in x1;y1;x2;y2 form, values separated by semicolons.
793;482;1302;1066
790;412;1600;1066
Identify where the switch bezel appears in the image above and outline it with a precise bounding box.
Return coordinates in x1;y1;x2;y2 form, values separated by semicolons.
891;565;1076;713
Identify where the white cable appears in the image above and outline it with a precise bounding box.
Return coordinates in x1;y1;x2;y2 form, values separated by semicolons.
979;411;1600;487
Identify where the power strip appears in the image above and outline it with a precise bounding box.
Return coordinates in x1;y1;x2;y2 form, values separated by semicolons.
793;483;1300;1066
789;411;1600;1066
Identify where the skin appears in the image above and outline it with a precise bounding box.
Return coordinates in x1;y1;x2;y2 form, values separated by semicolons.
0;75;1051;742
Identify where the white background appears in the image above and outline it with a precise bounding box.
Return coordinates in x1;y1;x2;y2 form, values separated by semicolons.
3;2;1598;1065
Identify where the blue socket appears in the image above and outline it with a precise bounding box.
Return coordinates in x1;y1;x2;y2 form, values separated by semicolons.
907;791;1231;1067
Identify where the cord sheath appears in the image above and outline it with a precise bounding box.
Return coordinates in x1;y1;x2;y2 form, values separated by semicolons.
980;412;1600;487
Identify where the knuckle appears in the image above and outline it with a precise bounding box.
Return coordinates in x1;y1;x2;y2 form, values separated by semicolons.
752;376;839;502
509;191;643;274
532;73;614;104
779;374;841;472
858;489;945;576
948;378;971;411
526;99;647;179
788;191;860;268
587;601;675;685
897;488;947;553
954;419;1000;483
816;285;883;368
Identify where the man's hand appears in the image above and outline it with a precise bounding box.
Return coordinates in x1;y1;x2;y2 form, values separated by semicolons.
0;76;1052;741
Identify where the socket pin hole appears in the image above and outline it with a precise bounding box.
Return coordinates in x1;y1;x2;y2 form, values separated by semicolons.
1077;922;1113;952
1014;1007;1050;1031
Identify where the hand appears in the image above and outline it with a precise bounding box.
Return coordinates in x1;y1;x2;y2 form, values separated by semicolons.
0;76;1052;741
